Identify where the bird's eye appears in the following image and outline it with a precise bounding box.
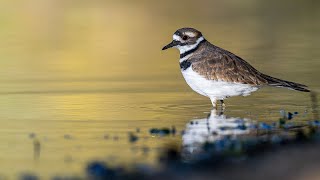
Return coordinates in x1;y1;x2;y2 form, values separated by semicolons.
182;35;188;40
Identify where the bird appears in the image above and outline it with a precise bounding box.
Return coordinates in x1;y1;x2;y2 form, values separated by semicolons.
162;27;310;108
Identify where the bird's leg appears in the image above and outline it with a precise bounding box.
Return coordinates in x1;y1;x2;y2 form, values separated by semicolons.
216;100;225;113
209;109;218;117
220;100;226;108
210;98;217;110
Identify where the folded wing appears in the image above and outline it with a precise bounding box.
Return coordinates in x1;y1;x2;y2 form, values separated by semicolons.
191;47;310;92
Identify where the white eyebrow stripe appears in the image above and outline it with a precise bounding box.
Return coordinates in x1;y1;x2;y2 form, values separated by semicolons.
173;34;182;41
178;36;204;54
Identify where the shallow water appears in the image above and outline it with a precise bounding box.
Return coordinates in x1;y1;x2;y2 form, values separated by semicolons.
0;0;319;178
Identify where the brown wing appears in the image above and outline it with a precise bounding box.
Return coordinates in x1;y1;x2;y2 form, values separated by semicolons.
190;43;309;92
191;48;268;85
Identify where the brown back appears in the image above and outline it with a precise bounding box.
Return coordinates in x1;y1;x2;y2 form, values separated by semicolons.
190;41;268;85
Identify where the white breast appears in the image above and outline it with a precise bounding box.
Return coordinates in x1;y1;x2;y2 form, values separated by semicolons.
181;66;259;100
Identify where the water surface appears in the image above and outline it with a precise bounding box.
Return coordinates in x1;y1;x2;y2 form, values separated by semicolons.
0;0;319;178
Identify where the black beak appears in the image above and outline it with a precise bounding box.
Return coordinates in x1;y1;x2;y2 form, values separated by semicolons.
162;40;180;50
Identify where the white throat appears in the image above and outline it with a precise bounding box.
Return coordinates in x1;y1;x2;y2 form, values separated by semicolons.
179;54;192;63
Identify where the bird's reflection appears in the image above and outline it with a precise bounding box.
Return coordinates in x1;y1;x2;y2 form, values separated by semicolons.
182;109;255;154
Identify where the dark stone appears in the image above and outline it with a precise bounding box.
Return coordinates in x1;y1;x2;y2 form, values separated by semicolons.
288;112;293;120
237;124;247;130
149;128;171;136
128;132;138;143
29;133;36;139
64;134;72;140
20;174;39;180
86;162;115;179
113;136;119;141
149;128;159;134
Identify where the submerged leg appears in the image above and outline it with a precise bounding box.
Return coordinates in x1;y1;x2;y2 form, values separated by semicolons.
218;100;226;112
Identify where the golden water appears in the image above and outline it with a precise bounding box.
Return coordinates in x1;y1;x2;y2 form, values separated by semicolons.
0;0;319;178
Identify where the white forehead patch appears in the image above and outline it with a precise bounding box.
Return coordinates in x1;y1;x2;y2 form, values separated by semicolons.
185;32;196;37
173;34;182;41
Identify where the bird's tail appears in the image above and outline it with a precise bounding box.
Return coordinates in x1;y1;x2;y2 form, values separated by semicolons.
262;74;310;92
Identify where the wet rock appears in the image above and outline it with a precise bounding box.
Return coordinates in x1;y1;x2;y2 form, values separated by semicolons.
288;112;293;120
64;134;72;140
86;162;115;180
149;128;171;136
309;120;320;127
237;124;247;130
259;122;273;130
128;132;138;143
103;134;109;140
20;173;39;180
113;136;119;141
159;147;180;164
29;133;36;139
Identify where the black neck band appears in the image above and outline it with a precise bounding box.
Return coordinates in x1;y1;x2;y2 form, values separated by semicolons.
180;39;206;59
180;60;191;70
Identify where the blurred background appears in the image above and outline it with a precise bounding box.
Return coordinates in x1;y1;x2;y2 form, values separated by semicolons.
0;0;319;179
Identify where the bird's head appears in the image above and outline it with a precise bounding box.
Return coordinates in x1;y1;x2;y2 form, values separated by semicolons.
162;27;205;54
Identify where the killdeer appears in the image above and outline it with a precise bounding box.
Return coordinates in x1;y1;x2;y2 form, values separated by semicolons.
162;27;309;108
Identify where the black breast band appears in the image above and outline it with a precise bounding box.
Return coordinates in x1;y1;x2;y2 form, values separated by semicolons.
180;60;191;70
180;39;206;59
